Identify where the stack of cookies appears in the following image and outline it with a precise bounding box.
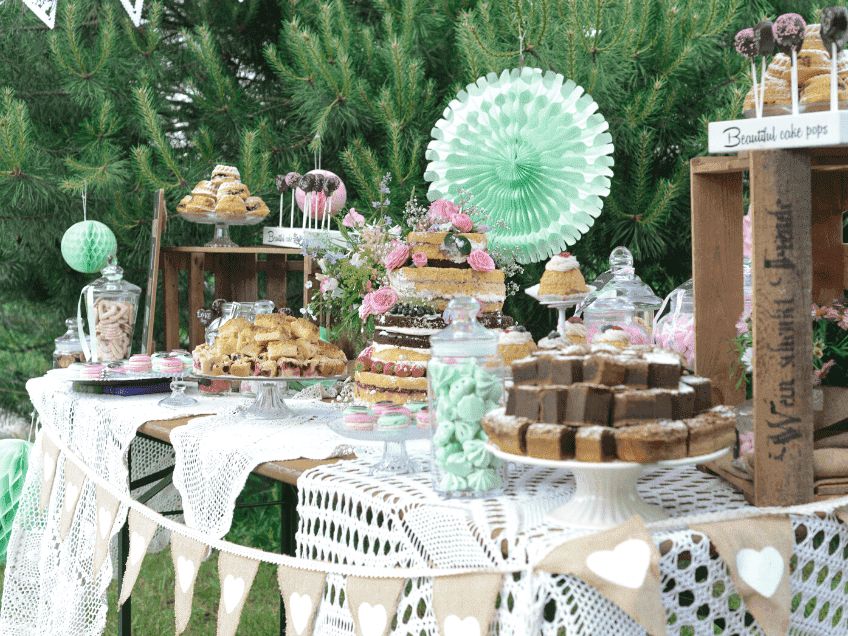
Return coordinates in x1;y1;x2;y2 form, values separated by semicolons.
483;344;736;464
192;314;347;378
177;164;271;220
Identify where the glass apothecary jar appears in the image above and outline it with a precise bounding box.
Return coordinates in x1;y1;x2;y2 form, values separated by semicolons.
583;295;649;347
53;318;85;368
428;296;505;498
81;256;141;362
200;300;275;345
653;280;695;368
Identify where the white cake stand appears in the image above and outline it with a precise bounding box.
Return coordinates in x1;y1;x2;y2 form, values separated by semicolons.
524;285;595;337
487;444;730;529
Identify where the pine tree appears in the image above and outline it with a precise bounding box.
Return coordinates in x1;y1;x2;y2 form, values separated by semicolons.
0;0;829;413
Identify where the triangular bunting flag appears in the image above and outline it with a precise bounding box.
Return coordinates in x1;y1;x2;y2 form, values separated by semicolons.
432;573;502;636
345;576;406;636
171;531;209;635
537;516;666;635
118;509;159;605
835;506;848;525
118;0;144;26
92;485;121;575
216;551;260;636
22;0;58;29
277;564;326;636
58;459;86;540
693;515;793;636
39;436;59;510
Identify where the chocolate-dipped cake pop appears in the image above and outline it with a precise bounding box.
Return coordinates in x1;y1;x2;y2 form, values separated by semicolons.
310;173;326;192
822;7;848;55
735;28;759;58
323;175;340;196
773;13;806;55
284;171;301;189
297;174;315;192
754;20;775;55
275;174;289;193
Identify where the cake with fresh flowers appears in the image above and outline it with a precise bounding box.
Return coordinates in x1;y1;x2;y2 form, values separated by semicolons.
538;252;588;297
354;198;515;404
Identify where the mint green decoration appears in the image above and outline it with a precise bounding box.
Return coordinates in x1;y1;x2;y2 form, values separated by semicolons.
424;67;615;264
60;220;117;273
0;439;30;563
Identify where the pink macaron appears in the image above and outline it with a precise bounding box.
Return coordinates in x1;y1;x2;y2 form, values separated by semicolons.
79;363;105;379
343;406;376;431
157;357;184;376
125;354;152;373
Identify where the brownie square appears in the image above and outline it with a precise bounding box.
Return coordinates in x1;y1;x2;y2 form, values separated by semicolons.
512;356;538;384
514;385;542;420
526;423;577;460
646;353;682;388
539;385;569;423
575;426;616;462
533;351;559;383
549;356;584;385
505;386;517;416
583;354;627;386
623;358;650;388
481;411;533;455
680;375;713;413
671;385;695;420
615;421;688;462
611;390;658;425
565;383;612;426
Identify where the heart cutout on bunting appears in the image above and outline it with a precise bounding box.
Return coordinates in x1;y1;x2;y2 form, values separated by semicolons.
43;452;56;482
736;546;784;598
222;575;246;615
129;532;146;566
444;614;480;636
98;505;113;539
177;555;196;594
64;482;79;513
289;592;313;634
357;602;388;636
585;539;651;589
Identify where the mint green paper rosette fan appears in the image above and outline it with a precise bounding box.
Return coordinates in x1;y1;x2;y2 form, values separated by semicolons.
424;67;614;264
0;439;30;563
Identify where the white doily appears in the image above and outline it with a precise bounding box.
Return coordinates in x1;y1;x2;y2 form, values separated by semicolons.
170;400;351;537
297;457;848;635
0;376;236;636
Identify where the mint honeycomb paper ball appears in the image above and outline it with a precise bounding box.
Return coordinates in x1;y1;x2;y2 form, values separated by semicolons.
0;439;30;564
61;220;117;273
424;67;615;264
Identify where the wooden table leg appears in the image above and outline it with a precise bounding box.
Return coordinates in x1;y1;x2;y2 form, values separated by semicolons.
691;167;746;406
188;253;205;348
750;150;814;506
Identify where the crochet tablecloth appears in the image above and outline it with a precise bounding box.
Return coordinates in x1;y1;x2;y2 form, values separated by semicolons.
297;455;848;635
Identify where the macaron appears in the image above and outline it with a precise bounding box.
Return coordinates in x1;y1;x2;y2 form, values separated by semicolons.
79;363;104;380
343;406;376;431
372;401;400;415
376;412;409;431
125;354;152;373
415;409;433;430
157;357;184;376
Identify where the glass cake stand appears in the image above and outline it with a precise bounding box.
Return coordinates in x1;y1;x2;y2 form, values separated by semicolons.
178;211;265;248
487;444;730;529
524;285;595;337
195;374;345;420
328;420;429;476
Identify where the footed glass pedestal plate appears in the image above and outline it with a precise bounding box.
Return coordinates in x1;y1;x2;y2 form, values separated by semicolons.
329;420;429;476
488;445;730;529
525;285;594;337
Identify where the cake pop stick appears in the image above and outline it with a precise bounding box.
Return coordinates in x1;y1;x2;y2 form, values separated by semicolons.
323;176;339;231
310;174;326;230
822;7;848;111
735;28;761;117
298;174;314;230
275;174;290;227
774;14;807;116
285;172;301;228
755;21;775;115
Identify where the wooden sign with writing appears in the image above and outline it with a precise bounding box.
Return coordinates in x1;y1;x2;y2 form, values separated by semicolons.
749;150;814;506
708;111;848;153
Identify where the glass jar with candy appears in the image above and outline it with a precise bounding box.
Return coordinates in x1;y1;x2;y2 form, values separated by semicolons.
428;296;505;498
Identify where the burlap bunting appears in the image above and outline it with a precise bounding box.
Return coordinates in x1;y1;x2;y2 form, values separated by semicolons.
171;531;209;634
431;573;502;636
92;485;121;575
345;576;406;636
118;509;159;605
693;515;793;636
277;564;327;636
58;459;86;540
537;516;666;635
39;436;59;511
216;551;260;636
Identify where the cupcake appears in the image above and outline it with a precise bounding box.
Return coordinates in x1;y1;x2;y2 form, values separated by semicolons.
539;252;589;297
498;326;537;365
537;330;564;350
563;318;588;345
591;326;630;350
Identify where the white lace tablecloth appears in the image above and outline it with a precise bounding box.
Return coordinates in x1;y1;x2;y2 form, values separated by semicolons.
297;456;848;635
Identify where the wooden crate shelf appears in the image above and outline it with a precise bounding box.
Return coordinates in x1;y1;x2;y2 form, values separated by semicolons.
691;147;847;507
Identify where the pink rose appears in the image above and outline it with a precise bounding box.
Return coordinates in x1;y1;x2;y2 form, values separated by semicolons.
428;199;459;223
342;208;365;228
383;242;410;271
358;293;374;320
738;431;754;456
369;287;398;315
412;252;428;268
450;212;473;233
742;211;752;261
319;276;338;293
467;249;495;272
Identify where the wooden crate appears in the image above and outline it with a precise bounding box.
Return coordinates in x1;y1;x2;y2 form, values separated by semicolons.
691;148;848;507
159;246;314;351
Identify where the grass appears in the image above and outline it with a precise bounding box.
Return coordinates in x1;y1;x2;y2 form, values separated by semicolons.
0;475;286;635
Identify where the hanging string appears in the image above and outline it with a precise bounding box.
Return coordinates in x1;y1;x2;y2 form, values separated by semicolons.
518;28;525;68
82;182;87;221
313;133;322;171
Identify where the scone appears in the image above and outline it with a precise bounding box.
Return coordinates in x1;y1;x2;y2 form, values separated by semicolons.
215;194;247;218
176;195;192;214
191;180;217;198
744;77;792;112
245;196;270;217
801;73;848;109
211;164;240;186
185;195;215;216
218;181;250;199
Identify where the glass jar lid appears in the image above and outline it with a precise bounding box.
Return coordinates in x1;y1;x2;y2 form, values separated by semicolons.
90;255;141;295
577;246;662;314
583;294;637;322
55;318;84;353
430;296;498;357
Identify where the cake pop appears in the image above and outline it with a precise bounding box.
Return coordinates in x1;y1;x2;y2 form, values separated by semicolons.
754;20;776;115
735;28;761;116
821;8;848;111
282;172;301;228
773;13;807;115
